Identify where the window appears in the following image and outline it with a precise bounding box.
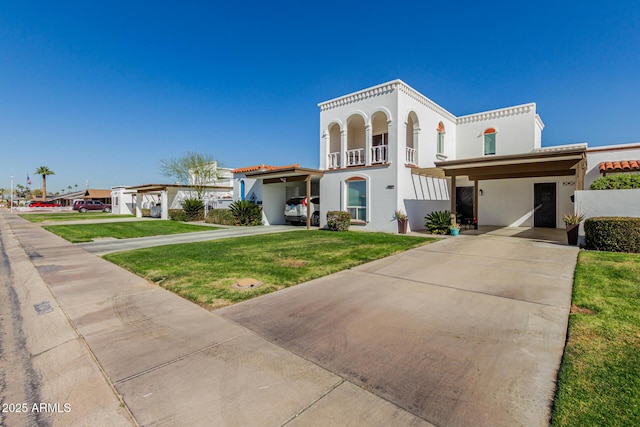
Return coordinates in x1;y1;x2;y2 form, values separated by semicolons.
437;122;445;154
484;128;496;155
372;133;388;146
346;178;366;222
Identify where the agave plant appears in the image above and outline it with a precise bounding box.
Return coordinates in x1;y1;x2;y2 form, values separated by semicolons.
229;200;262;226
424;210;452;235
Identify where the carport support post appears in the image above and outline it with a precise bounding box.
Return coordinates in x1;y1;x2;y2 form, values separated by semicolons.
305;175;311;230
450;175;457;225
474;179;479;228
160;190;168;220
135;192;143;218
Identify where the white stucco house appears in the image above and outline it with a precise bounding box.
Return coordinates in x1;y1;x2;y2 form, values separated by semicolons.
233;80;640;232
114;165;234;219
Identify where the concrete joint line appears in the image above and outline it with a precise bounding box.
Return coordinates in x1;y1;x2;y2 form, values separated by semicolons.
114;332;249;385
356;269;566;308
423;247;573;266
278;379;345;426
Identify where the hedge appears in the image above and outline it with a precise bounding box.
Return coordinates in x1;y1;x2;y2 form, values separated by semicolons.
584;216;640;253
168;209;189;222
327;211;351;231
206;208;235;225
590;174;640;190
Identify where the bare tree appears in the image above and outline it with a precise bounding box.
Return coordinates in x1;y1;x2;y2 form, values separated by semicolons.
159;151;222;200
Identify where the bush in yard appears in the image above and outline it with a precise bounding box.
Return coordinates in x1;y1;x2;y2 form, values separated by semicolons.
206;208;235;225
141;208;151;217
585;216;640;253
425;210;453;235
169;209;189;222
181;198;205;221
229;200;262;226
326;211;350;231
590;174;640;190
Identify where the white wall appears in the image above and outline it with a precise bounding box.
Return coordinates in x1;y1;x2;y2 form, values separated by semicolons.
478;176;574;228
575;189;640;244
585;144;640;188
262;183;288;225
456;104;538;159
110;188;135;215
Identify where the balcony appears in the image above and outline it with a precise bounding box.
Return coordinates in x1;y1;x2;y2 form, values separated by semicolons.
328;144;388;168
406;147;416;165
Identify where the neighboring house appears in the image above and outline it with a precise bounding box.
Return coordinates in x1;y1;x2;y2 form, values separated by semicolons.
117;166;234;219
50;188;112;207
235;80;640;232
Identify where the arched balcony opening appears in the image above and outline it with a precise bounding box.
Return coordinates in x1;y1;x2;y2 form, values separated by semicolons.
328;123;342;169
371;111;389;165
406;112;419;165
347;115;366;166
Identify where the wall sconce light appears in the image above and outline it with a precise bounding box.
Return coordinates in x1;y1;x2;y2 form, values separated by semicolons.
386;185;395;189
479;189;484;196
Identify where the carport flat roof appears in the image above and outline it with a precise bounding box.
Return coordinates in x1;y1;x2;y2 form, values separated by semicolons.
244;167;324;183
432;146;586;181
126;183;232;192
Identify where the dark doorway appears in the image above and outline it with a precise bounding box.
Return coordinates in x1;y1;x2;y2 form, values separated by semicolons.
534;183;556;228
456;186;474;226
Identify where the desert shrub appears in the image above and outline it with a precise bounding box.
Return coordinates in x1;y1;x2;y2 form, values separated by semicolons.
229;200;262;226
425;210;453;235
326;211;350;231
585;217;640;253
206;208;235;225
168;209;189;222
590;174;640;190
181;198;205;221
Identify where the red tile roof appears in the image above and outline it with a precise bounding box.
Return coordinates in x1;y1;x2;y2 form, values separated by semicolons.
599;160;640;173
231;164;300;174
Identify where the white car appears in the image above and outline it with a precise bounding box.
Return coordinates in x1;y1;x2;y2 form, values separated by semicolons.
284;196;320;226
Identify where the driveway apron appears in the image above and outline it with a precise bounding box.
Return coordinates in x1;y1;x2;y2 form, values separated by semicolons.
218;235;578;426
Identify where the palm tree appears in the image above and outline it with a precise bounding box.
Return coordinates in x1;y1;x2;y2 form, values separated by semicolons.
34;166;55;200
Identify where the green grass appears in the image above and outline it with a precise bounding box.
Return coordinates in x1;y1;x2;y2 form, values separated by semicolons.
20;212;135;222
552;251;640;427
44;221;217;243
104;230;435;309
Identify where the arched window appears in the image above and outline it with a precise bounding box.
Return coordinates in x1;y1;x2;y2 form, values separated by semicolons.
484;128;496;155
437;122;445;155
346;177;367;222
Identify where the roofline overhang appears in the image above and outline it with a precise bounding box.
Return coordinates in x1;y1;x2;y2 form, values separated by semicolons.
125;184;233;192
244;167;324;179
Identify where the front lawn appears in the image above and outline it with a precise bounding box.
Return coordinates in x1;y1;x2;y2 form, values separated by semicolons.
44;221;217;243
20;212;135;222
104;230;435;309
552;251;640;426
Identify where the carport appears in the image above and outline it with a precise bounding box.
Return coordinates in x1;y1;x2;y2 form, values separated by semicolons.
243;166;324;229
416;146;587;227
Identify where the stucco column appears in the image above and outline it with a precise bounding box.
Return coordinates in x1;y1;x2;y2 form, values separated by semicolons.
386;120;393;165
365;124;372;166
135;192;142;218
340;130;347;168
413;127;420;165
321;132;329;169
160;190;169;220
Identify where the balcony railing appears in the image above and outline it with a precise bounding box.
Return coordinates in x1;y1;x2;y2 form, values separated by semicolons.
328;152;340;169
328;145;389;168
371;144;388;164
346;148;365;166
406;147;416;164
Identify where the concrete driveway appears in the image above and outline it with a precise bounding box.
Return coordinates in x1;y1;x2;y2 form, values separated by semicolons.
218;234;578;426
2;211;578;426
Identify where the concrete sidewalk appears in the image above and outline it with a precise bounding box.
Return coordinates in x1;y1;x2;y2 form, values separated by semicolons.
1;211;578;426
1;213;429;426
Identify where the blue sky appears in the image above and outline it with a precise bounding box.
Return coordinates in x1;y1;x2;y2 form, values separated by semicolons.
2;1;640;192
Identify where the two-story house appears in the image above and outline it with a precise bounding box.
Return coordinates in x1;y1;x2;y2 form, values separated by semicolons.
234;79;640;232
